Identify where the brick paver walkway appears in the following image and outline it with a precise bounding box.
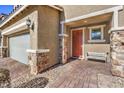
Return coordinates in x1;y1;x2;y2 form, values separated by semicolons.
48;60;111;88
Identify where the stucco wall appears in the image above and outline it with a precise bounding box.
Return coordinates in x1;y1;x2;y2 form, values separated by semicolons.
38;6;60;66
1;6;38;49
61;5;116;20
119;6;124;27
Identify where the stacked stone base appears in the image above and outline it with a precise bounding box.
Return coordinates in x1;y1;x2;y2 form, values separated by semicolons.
59;34;68;64
27;49;49;75
111;31;124;77
0;46;8;58
111;63;124;77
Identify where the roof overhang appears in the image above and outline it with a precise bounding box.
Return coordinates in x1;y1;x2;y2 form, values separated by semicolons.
61;5;123;24
66;13;113;28
0;5;63;29
0;5;29;28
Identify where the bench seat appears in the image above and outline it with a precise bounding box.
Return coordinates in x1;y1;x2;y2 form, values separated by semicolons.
87;52;108;62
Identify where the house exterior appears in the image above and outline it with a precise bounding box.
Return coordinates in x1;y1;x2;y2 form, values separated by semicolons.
0;5;124;77
0;5;62;74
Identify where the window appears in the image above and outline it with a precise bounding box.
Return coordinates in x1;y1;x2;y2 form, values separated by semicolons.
91;28;102;40
88;25;106;42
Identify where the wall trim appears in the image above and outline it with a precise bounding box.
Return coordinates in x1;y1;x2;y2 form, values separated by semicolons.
49;5;63;11
2;21;28;35
88;40;106;43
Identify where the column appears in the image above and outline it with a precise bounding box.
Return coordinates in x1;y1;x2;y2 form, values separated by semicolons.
59;22;68;64
111;31;124;77
0;35;8;58
27;49;50;75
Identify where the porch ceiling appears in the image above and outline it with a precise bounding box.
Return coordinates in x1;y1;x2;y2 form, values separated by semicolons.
66;13;113;28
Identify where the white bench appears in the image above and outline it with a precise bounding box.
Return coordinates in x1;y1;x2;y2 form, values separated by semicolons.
86;52;108;62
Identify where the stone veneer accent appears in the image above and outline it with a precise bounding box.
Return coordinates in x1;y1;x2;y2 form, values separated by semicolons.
110;31;124;77
0;46;8;58
59;34;68;64
27;49;50;75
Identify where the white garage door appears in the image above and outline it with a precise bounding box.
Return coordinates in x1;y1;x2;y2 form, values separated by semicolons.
9;34;30;64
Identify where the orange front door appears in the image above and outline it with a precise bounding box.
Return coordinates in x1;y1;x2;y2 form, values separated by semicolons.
72;30;83;58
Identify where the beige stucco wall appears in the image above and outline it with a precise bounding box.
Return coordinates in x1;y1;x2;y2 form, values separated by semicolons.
119;5;124;27
38;6;60;66
1;6;38;49
61;5;116;20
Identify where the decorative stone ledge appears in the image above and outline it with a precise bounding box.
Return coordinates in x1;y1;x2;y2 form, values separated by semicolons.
27;49;50;75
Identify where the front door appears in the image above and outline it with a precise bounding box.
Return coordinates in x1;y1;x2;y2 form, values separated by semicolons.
72;30;83;58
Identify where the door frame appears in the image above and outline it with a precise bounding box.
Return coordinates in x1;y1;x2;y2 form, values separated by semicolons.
71;27;85;59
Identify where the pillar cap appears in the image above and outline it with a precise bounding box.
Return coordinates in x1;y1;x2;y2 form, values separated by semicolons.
109;27;124;33
26;49;50;53
59;34;68;37
0;46;7;48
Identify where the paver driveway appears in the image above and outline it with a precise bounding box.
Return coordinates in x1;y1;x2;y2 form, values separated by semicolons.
0;58;30;87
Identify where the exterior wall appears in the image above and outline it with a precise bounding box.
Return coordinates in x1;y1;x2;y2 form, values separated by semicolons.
61;5;116;20
67;22;111;59
0;5;60;74
37;6;60;67
119;5;124;27
1;6;38;50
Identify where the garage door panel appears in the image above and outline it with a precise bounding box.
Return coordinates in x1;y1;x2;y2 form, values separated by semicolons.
9;34;30;64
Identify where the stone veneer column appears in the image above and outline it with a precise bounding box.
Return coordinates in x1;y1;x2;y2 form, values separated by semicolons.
0;46;8;58
0;35;8;58
110;31;124;77
59;34;68;64
27;49;50;75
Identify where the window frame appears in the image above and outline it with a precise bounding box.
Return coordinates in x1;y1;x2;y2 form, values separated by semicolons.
88;25;106;43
